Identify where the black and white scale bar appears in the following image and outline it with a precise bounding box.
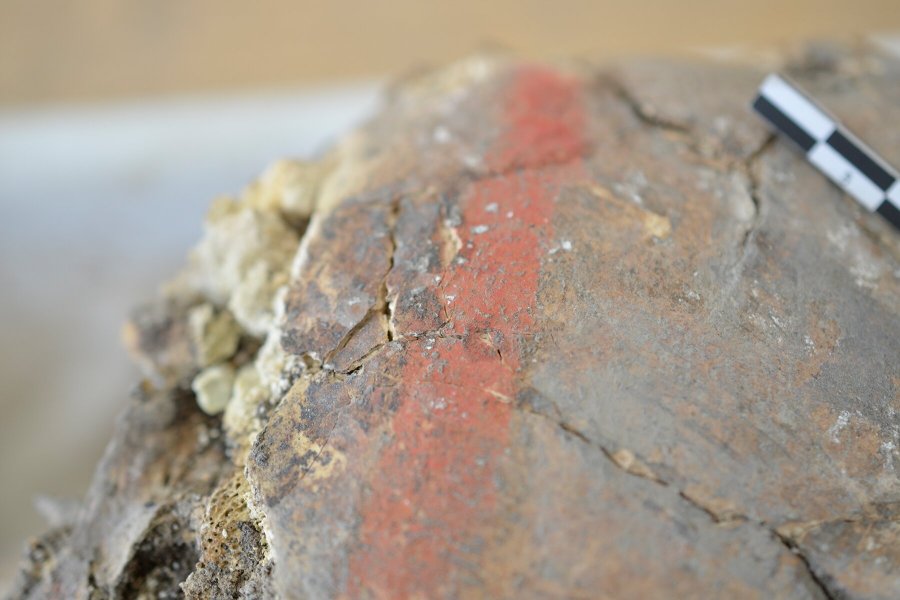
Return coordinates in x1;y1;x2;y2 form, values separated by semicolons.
752;74;900;231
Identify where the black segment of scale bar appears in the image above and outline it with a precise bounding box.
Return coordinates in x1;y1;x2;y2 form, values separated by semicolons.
876;200;900;230
752;94;817;152
826;130;896;191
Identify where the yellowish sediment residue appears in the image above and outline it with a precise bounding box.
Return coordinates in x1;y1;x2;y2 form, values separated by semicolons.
192;364;236;416
188;303;242;368
610;448;663;483
584;183;671;240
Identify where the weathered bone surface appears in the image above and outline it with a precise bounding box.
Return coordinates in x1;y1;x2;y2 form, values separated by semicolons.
8;43;900;600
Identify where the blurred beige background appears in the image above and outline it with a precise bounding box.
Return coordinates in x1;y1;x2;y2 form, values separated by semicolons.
2;0;900;590
3;0;900;106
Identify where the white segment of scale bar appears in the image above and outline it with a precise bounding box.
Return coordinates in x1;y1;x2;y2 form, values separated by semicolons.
888;180;900;207
808;143;886;211
760;75;835;141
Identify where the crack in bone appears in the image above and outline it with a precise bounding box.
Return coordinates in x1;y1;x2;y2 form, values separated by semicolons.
518;398;841;600
605;74;693;134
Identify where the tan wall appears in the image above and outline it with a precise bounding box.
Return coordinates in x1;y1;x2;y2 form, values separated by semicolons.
2;0;900;106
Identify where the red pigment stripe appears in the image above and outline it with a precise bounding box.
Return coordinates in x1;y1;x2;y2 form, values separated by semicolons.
487;66;588;174
347;66;587;599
